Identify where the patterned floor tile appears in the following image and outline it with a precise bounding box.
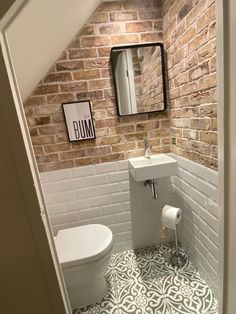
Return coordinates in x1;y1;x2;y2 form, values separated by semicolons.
77;288;119;314
116;278;171;314
159;271;218;314
74;243;218;314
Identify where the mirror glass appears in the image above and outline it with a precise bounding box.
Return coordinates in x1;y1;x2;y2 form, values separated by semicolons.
111;43;167;116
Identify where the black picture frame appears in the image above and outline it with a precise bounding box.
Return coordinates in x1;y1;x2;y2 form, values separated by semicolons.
62;100;96;142
110;42;167;117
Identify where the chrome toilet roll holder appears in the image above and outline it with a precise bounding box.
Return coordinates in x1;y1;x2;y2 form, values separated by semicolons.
171;227;187;268
161;207;187;268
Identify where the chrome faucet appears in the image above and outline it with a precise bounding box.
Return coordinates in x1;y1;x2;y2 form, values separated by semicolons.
144;139;152;158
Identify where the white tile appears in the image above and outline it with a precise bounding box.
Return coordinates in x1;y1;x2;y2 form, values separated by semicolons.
206;198;219;218
75;186;99;199
47;203;66;215
47;168;72;181
71;165;95;178
66;199;89;211
110;222;132;233
207;252;218;272
207;227;219;246
114;212;131;223
116;231;132;242
205;168;218;186
102;203;124;215
52;223;70;236
123;201;131;211
92;215;114;225
85;174;108;186
98;183;120;195
40;172;48;183
117;160;128;171
95;162;118;174
120;181;130;192
89;195;111;207
50;212;79;225
111;191;130;204
42;181;64;195
45;191;76;205
108;171;129;183
80;207;101;219
62;178;85;191
205;211;218;232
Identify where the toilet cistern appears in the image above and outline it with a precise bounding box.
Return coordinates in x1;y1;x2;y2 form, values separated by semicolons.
144;139;152;158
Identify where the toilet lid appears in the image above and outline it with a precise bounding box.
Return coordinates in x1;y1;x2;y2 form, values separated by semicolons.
55;224;113;268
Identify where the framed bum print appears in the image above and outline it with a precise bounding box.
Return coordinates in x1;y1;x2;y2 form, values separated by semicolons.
62;101;96;142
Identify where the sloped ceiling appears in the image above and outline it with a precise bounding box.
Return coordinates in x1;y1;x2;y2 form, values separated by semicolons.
5;0;102;101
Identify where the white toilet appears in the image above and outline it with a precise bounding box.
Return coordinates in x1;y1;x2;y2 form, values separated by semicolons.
55;224;113;308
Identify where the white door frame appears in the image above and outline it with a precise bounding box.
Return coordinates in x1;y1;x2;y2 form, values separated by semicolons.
0;1;71;313
215;0;225;313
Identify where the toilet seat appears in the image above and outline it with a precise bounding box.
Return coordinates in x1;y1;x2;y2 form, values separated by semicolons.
55;224;113;268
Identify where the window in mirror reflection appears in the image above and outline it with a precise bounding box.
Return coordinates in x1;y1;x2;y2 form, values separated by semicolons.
111;43;167;116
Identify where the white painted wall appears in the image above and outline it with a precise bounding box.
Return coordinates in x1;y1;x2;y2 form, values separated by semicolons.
5;0;101;101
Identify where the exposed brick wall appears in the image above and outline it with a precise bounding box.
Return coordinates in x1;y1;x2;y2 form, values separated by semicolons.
24;0;169;172
163;0;217;170
24;0;217;172
137;46;164;112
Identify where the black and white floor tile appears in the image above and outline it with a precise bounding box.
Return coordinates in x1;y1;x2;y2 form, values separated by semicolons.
74;243;218;314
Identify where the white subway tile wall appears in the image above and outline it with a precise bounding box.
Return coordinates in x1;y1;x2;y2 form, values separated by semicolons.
40;155;219;294
169;153;219;297
40;160;132;252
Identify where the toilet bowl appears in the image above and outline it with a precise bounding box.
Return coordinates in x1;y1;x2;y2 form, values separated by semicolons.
55;224;113;308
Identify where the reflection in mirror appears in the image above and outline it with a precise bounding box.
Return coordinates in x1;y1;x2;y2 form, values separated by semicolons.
111;43;167;116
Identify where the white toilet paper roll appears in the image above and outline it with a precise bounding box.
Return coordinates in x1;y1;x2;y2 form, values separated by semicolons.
162;205;182;230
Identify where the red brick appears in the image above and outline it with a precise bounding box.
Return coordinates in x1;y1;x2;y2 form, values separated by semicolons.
60;81;88;93
56;61;85;71
80;25;95;36
97;47;111;57
44;143;71;153
140;32;163;42
38;160;74;172
81;36;110;47
98;24;123;34
125;21;153;33
47;93;76;104
110;11;138;22
32;135;56;145
90;12;109;23
111;34;139;45
101;153;125;163
44;72;72;83
74;157;101;166
99;1;122;11
68;48;97;59
189;62;209;81
76;90;104;101
88;79;110;90
138;10;162;20
34;84;59;95
73;70;100;80
86;58;110;69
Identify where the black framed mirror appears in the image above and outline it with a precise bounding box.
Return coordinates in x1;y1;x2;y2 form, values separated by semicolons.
111;43;167;116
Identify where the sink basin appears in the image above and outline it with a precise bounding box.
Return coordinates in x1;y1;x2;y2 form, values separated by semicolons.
128;154;178;181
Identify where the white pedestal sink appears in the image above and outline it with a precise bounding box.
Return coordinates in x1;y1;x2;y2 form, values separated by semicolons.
128;154;178;181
